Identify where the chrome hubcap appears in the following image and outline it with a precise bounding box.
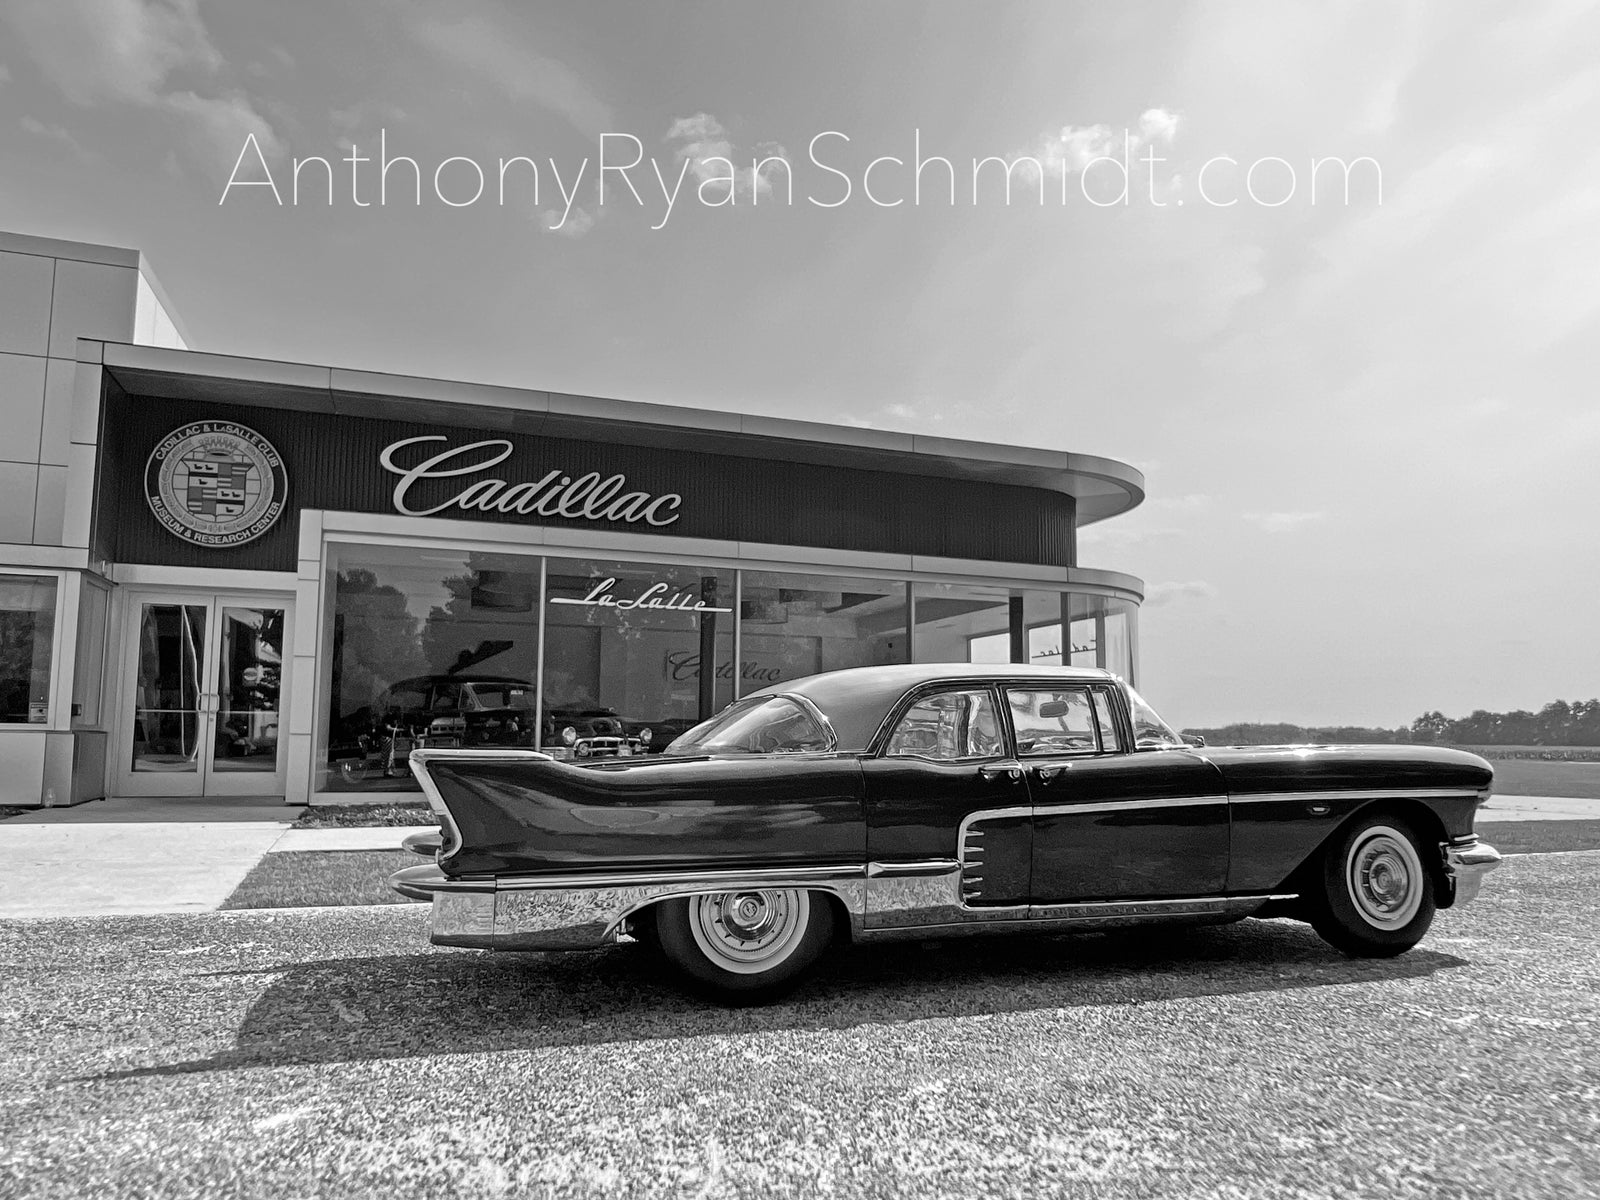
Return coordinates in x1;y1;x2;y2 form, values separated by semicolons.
1346;827;1424;930
688;889;810;974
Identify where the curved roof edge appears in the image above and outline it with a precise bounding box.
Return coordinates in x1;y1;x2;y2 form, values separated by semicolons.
97;342;1145;524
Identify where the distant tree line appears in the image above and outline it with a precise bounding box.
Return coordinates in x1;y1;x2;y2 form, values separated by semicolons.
1183;699;1600;748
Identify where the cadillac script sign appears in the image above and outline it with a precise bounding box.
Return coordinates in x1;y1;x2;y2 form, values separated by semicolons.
379;436;684;526
145;422;288;547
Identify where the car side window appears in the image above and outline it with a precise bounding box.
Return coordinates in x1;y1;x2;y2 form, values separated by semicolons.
884;689;1004;761
1090;688;1124;752
1007;687;1101;756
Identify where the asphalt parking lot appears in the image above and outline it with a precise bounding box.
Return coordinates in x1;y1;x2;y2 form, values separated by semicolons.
2;853;1597;1200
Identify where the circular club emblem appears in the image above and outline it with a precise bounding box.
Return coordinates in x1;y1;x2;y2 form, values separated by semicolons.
145;422;287;547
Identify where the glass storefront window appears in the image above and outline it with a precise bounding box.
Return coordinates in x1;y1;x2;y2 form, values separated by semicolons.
322;544;543;791
313;544;1140;792
915;581;1012;664
740;572;907;691
543;558;734;757
1064;593;1138;681
917;586;1138;682
0;575;57;724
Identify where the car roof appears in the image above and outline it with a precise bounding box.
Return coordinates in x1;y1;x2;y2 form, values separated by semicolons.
747;662;1118;751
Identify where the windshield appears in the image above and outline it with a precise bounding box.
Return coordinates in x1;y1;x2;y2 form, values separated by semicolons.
663;695;833;755
1125;685;1185;750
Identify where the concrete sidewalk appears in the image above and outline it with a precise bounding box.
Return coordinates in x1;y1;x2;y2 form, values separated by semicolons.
1477;794;1600;822
0;798;428;918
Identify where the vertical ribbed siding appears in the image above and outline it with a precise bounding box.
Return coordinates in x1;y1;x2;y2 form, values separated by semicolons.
100;394;1078;571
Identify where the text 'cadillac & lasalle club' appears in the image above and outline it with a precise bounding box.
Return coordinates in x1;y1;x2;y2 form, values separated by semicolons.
391;664;1502;1001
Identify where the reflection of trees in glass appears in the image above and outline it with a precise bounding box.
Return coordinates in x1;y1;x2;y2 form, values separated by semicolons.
334;569;426;717
0;579;54;722
0;612;45;720
421;573;528;678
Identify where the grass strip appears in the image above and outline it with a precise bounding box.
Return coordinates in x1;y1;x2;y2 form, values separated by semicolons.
1479;819;1600;855
291;803;434;828
221;849;423;909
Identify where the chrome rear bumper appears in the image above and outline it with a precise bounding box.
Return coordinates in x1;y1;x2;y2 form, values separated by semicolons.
1445;837;1502;906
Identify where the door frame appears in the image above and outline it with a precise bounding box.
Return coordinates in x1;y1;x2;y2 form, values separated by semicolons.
111;588;295;798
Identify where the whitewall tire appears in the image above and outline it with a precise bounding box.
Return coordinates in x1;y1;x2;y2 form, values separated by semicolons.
653;889;834;1002
1311;813;1437;956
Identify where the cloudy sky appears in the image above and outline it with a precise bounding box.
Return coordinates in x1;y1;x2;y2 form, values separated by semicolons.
1;0;1595;729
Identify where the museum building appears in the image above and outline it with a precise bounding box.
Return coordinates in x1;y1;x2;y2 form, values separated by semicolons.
0;230;1146;806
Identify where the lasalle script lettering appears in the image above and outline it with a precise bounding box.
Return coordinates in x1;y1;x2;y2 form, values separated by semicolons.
380;436;683;526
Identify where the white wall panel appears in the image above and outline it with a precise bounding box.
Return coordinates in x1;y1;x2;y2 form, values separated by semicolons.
0;251;54;357
0;351;46;463
47;260;138;358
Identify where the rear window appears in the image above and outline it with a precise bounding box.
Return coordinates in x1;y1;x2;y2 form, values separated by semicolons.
664;695;832;755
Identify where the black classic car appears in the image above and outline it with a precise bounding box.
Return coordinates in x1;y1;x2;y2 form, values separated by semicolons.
390;664;1502;1002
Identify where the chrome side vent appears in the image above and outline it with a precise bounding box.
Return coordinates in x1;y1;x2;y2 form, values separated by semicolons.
961;826;985;902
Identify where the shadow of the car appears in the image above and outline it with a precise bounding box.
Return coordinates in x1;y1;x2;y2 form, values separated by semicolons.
96;919;1468;1079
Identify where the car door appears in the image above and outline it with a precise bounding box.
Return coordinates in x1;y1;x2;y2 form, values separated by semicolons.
860;684;1032;909
1005;683;1229;903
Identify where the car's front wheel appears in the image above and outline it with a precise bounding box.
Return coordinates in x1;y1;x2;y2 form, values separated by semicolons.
652;889;834;1003
1310;813;1436;956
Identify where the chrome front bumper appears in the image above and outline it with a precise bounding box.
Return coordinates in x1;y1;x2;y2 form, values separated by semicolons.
1445;837;1503;906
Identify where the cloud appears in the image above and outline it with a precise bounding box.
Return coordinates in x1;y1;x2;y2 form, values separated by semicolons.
1145;581;1218;608
666;113;789;202
1077;525;1186;553
1147;493;1211;512
1;0;280;163
1138;107;1181;143
330;101;409;134
539;204;596;238
404;9;613;138
1243;510;1326;533
1019;107;1183;185
18;115;95;162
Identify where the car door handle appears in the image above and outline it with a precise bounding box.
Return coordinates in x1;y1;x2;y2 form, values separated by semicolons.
978;761;1025;784
1034;766;1066;785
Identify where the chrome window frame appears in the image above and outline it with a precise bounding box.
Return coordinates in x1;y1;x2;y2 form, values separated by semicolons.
879;684;1008;765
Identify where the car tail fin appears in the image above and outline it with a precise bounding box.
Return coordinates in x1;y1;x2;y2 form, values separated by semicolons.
407;748;557;868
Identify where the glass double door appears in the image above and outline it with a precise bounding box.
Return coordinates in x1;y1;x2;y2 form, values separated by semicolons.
118;593;292;797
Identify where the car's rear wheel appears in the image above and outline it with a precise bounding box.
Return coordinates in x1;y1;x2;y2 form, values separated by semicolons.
652;889;833;1003
1310;813;1436;956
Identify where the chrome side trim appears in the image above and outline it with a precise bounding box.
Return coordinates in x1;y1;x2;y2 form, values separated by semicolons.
955;806;1031;855
1444;838;1502;906
954;797;1226;862
405;862;868;951
493;864;865;893
857;890;1300;941
1229;788;1485;805
961;826;986;902
865;862;1004;930
1031;795;1228;817
402;856;1304;949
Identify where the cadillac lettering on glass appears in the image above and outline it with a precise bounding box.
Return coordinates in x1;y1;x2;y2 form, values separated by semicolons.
380;436;683;526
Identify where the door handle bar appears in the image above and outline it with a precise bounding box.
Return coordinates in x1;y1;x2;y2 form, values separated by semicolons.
978;761;1025;784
